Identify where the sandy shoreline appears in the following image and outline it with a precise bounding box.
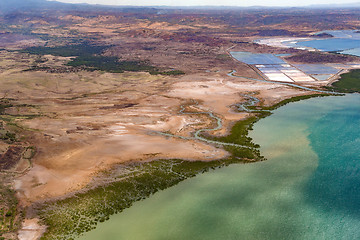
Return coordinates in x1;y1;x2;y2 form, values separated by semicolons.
0;6;359;239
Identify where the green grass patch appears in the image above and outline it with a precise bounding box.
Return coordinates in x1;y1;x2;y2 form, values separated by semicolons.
247;93;332;111
0;183;21;237
325;69;360;93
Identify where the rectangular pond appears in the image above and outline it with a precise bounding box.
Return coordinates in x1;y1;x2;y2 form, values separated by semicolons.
294;64;340;75
230;51;286;65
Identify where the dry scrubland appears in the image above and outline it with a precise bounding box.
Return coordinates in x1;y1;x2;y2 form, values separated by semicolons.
0;51;327;240
0;5;360;239
1;53;305;202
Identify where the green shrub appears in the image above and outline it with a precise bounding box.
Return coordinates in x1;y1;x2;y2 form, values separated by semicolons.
22;43;107;57
326;69;360;93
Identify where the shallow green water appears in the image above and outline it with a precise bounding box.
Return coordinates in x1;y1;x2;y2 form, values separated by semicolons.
79;94;360;240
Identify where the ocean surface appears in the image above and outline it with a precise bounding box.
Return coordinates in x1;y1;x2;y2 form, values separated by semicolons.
295;30;360;56
79;94;360;240
296;38;360;52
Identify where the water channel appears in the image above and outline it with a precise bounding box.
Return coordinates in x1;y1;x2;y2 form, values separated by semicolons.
80;94;360;240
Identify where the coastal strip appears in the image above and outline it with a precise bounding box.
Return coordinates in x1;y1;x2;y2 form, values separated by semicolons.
35;89;332;240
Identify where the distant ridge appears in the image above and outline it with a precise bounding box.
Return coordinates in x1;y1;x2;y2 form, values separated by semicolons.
49;0;360;9
1;0;360;13
308;2;360;8
0;0;104;13
0;0;62;12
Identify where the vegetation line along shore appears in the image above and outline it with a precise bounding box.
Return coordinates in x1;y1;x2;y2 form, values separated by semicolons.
6;33;345;240
1;4;360;240
3;44;343;239
326;69;360;93
36;87;332;239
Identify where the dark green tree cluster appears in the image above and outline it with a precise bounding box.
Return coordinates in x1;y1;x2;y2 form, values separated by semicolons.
22;43;185;75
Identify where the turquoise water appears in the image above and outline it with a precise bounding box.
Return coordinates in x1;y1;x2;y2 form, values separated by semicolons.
296;38;360;52
79;94;360;240
295;30;360;56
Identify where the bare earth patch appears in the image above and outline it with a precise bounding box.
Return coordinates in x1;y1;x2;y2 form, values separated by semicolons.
3;69;310;205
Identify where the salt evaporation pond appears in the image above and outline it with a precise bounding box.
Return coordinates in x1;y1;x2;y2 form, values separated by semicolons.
79;94;360;240
230;51;286;65
293;64;339;75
